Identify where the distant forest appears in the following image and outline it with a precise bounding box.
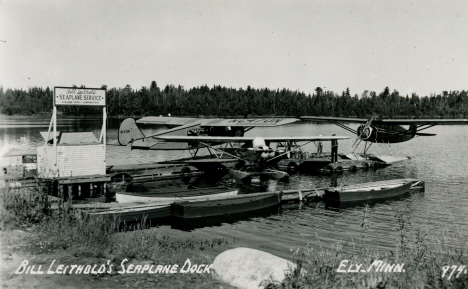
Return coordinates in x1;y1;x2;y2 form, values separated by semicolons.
0;81;467;118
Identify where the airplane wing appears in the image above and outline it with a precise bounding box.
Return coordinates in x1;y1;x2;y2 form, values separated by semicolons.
130;135;349;150
199;118;299;127
301;116;369;123
301;116;468;125
137;117;202;126
153;135;350;143
367;118;468;125
137;116;299;127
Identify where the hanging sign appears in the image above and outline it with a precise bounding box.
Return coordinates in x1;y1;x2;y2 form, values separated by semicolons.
54;87;106;106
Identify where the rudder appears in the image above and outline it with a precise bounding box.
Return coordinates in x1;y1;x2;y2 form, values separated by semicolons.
118;118;145;145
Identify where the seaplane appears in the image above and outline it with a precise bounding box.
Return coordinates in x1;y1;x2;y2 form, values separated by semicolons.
118;116;300;148
301;115;468;164
117;116;350;183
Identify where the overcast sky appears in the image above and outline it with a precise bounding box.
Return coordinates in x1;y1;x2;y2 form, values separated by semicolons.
0;0;467;97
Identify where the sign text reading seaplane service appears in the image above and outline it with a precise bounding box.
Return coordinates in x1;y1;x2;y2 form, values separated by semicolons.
55;88;106;106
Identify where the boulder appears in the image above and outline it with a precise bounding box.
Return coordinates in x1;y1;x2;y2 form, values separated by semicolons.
212;247;297;289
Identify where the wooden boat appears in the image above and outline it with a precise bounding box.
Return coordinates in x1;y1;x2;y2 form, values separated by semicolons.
115;186;238;203
171;191;283;219
324;178;424;203
342;153;410;164
106;164;204;196
107;163;203;181
1;149;37;181
80;202;172;223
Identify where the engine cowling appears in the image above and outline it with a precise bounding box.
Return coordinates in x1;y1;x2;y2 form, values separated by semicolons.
252;137;267;148
357;125;373;140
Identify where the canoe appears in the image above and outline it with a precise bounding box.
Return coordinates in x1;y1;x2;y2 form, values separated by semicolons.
324;178;423;203
116;187;238;203
171;191;283;219
82;202;172;223
343;153;410;164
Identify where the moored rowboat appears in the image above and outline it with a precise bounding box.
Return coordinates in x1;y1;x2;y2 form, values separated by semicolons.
116;187;238;203
81;203;172;223
171;191;283;219
324;178;424;203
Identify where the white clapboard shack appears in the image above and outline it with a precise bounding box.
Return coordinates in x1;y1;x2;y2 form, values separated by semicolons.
37;132;105;178
37;87;107;179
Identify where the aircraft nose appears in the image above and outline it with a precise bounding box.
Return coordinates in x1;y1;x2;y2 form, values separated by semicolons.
261;152;270;159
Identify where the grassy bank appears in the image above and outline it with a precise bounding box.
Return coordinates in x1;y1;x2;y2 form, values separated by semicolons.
0;186;235;288
2;186;467;289
268;206;468;289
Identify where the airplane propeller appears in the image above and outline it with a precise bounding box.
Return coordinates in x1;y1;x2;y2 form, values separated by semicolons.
353;115;375;148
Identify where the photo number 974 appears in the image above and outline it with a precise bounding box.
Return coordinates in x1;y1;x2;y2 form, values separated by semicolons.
441;265;467;280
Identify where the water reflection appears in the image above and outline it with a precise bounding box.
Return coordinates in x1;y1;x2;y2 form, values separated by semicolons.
171;205;282;231
1;118;467;258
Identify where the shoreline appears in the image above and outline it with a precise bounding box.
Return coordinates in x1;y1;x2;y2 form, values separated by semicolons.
1;185;467;288
1;113;467;121
0;230;233;289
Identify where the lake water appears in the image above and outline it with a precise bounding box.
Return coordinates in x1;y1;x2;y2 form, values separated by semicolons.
1;117;467;259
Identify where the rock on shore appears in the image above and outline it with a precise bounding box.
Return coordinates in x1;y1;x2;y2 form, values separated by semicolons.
212;247;297;289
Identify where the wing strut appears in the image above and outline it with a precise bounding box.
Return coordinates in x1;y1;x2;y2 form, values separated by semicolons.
332;121;357;134
414;123;437;133
266;141;313;163
197;141;248;163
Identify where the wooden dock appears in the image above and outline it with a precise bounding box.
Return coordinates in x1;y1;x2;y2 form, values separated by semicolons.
277;157;387;174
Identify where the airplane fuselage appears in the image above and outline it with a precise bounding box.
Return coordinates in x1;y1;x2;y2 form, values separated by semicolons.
357;124;414;143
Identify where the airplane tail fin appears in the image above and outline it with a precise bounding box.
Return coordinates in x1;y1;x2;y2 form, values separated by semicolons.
118;118;145;145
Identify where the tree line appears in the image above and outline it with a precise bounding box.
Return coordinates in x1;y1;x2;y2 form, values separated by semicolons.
0;82;466;118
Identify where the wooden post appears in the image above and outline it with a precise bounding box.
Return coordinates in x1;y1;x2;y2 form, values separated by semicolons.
68;185;72;201
58;183;63;200
103;106;106;175
331;135;338;163
53;106;57;169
